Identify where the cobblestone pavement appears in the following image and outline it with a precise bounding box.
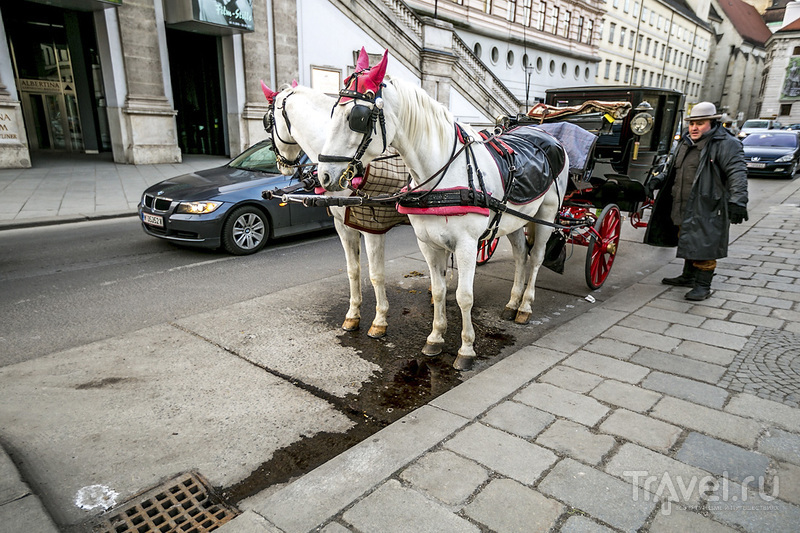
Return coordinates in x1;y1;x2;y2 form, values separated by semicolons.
220;182;800;533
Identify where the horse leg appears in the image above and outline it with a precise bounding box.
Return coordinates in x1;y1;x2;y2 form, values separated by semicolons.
515;221;553;324
334;217;362;331
363;232;389;338
417;240;448;356
453;243;478;370
501;228;531;320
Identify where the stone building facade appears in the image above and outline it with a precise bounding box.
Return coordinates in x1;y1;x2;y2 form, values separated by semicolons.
596;0;714;107
1;0;606;169
698;0;769;123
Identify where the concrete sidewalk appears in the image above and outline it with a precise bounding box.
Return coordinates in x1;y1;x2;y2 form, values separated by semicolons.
0;151;230;230
1;153;799;532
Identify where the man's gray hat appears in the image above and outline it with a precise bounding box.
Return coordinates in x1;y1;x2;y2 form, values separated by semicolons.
687;102;722;121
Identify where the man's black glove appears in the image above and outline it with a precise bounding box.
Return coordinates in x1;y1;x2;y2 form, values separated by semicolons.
729;203;748;224
644;174;664;197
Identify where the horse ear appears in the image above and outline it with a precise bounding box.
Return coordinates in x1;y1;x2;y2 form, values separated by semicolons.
356;47;370;72
260;80;278;103
291;79;299;88
363;50;388;94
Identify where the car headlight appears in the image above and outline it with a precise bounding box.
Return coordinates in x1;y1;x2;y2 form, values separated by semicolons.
775;154;794;163
175;201;223;214
738;132;747;138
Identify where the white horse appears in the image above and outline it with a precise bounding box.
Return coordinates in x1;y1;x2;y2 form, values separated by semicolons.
261;80;407;339
316;51;569;370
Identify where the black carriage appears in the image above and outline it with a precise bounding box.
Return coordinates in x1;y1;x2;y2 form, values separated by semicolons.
478;86;685;290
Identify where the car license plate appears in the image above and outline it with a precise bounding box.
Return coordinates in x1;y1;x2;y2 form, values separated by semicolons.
747;162;766;169
143;213;164;227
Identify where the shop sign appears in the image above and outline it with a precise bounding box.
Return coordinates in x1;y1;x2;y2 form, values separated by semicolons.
195;0;253;31
167;0;254;33
0;110;21;144
18;79;62;93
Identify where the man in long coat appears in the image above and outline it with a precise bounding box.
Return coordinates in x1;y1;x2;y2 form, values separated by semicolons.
644;102;749;300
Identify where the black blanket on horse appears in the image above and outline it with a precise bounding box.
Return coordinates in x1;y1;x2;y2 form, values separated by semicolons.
480;126;565;205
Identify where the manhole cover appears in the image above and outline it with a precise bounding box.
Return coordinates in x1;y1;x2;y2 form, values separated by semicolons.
719;327;800;407
84;472;239;533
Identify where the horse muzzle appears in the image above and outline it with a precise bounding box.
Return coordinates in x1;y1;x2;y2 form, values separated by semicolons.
318;156;363;192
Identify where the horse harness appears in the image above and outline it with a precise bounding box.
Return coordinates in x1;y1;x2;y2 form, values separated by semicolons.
313;78;567;236
264;90;303;168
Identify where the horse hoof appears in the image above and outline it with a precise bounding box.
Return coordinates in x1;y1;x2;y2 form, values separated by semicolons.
514;311;531;324
453;355;474;371
342;318;360;331
367;324;387;338
501;307;517;321
422;342;443;356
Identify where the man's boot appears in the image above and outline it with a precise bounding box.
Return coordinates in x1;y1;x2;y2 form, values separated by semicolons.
662;260;696;287
685;270;714;301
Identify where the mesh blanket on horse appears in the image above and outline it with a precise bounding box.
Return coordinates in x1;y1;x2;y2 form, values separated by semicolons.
480;126;566;205
344;147;410;234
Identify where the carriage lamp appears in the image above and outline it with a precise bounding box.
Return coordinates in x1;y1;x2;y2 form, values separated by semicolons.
176;201;223;214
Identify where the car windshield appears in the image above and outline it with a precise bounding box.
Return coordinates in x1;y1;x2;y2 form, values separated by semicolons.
229;143;281;173
742;133;798;148
742;120;769;129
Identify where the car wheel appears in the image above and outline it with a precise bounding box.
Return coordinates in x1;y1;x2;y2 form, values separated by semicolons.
222;206;270;255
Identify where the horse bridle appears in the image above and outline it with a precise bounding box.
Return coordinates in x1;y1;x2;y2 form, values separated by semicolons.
263;91;302;168
317;73;387;189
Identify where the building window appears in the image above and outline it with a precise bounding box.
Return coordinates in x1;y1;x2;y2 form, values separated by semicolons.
608;22;616;43
620;27;626;46
642;6;648;21
793;46;800;55
650;11;655;25
507;0;517;21
660;44;665;60
636;34;643;52
484;0;493;14
624;0;630;13
577;16;585;42
624;64;631;83
537;2;547;31
587;19;594;44
629;30;635;49
613;0;620;8
522;0;532;26
649;71;654;85
633;2;640;17
645;38;651;55
633;67;639;84
781;103;792;115
563;10;571;38
551;6;560;34
474;42;482;58
615;62;621;81
604;59;611;79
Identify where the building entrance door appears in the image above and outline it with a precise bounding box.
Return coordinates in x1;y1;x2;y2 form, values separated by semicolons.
19;81;84;151
3;3;109;154
166;28;226;156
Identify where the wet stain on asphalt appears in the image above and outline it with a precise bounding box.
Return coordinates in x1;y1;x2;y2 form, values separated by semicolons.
221;284;517;504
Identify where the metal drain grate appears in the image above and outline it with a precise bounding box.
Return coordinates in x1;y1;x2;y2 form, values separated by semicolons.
87;472;239;533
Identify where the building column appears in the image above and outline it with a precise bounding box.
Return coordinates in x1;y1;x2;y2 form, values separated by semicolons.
419;17;457;107
239;0;274;151
113;0;180;164
0;8;30;168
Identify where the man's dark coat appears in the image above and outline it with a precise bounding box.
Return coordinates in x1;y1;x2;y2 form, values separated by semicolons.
644;125;748;260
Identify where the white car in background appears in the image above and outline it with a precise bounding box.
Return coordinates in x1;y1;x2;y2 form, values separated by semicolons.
738;119;782;139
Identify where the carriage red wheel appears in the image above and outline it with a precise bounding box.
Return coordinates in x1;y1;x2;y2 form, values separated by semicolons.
585;204;621;290
476;238;500;265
